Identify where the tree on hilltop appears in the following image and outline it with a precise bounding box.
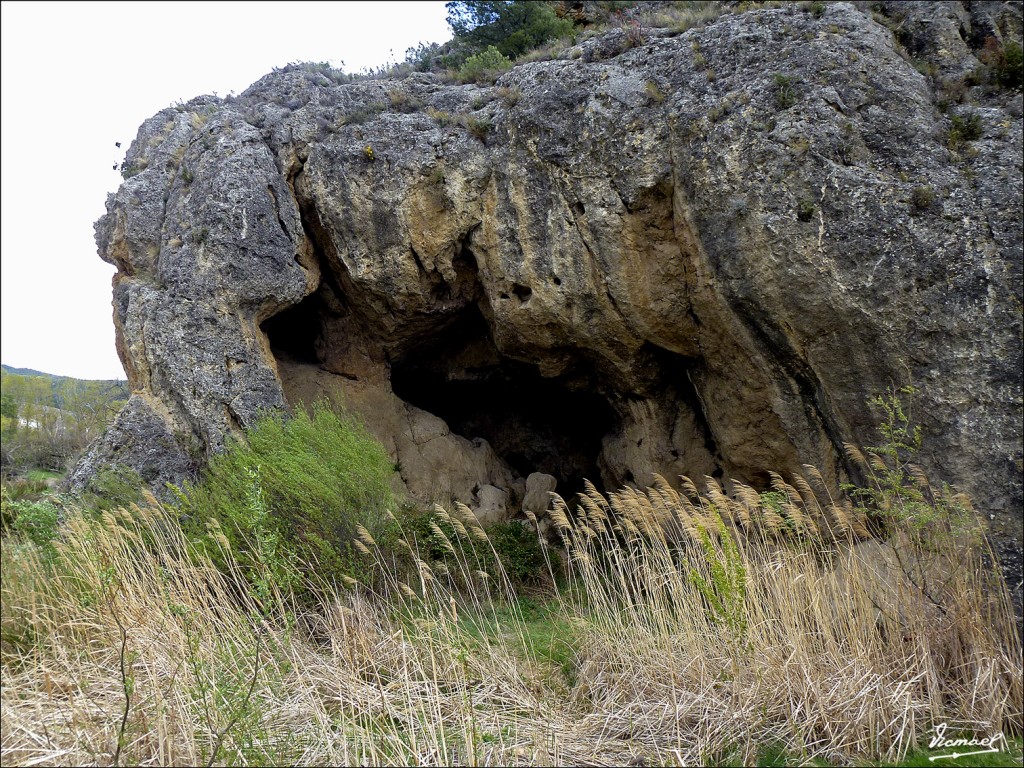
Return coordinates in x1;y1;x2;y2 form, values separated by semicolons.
445;1;574;60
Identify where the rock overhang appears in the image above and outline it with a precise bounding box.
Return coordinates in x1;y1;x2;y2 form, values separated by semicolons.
74;0;1022;603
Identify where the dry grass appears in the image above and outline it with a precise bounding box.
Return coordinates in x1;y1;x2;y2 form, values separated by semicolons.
547;472;1021;764
2;461;1020;765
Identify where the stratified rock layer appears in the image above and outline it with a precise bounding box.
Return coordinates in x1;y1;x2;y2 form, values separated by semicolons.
76;2;1022;596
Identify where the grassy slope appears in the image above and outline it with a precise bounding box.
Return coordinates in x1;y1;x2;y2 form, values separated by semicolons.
2;469;1020;766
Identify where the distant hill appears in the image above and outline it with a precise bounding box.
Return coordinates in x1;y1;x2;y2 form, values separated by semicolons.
1;364;127;385
1;365;129;412
1;365;52;378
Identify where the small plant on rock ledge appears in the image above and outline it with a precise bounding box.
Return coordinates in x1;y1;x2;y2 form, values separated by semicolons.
387;89;424;113
496;86;522;107
120;160;146;180
459;115;492;143
911;184;936;212
773;73;798;110
645;80;667;104
426;106;454;126
946;112;982;151
978;36;1023;92
615;9;644;50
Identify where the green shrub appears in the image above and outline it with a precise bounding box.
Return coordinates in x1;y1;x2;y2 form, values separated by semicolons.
175;400;397;595
9;498;60;558
805;0;827;17
773;73;798;109
979;36;1023;91
488;520;551;587
457;45;512;84
997;40;1024;90
687;515;747;636
947;112;982;150
844;386;982;545
403;506;553;592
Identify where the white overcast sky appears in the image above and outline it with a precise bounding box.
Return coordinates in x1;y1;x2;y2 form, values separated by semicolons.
1;0;452;380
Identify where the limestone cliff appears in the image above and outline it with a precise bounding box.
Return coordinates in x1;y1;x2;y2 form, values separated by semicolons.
70;2;1022;589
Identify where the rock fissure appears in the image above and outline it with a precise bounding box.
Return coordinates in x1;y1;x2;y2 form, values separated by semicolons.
265;185;292;245
680;366;724;476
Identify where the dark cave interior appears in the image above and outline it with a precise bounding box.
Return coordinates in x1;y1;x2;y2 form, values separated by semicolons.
262;293;324;365
390;306;617;497
262;286;622;497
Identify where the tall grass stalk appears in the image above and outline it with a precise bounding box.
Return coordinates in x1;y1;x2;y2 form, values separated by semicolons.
2;461;1020;765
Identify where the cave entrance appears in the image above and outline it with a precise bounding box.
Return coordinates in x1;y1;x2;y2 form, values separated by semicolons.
390;307;615;498
262;292;324;365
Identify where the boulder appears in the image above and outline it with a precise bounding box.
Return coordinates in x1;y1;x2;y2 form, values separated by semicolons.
523;472;558;517
474;484;510;526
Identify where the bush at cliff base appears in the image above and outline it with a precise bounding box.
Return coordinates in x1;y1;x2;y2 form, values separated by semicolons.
174;399;396;598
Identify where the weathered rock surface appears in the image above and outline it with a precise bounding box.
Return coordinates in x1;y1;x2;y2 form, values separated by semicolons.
524;472;558;516
75;2;1021;597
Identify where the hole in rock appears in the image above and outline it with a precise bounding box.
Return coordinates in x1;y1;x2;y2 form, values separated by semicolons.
391;306;616;498
262;293;323;365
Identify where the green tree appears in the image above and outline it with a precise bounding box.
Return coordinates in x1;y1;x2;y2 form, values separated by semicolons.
0;370;126;473
0;389;17;420
445;1;574;60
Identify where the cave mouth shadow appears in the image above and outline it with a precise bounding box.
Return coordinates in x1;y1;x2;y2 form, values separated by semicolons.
262;293;324;365
390;306;616;499
260;287;618;499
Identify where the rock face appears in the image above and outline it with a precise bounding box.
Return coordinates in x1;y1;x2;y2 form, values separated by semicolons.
77;2;1021;594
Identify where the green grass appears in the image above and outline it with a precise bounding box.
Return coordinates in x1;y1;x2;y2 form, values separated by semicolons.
872;736;1023;767
452;596;583;686
24;469;61;482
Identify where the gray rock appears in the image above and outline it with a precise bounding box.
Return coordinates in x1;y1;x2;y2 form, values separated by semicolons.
523;472;557;516
474;484;510;526
66;394;196;497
